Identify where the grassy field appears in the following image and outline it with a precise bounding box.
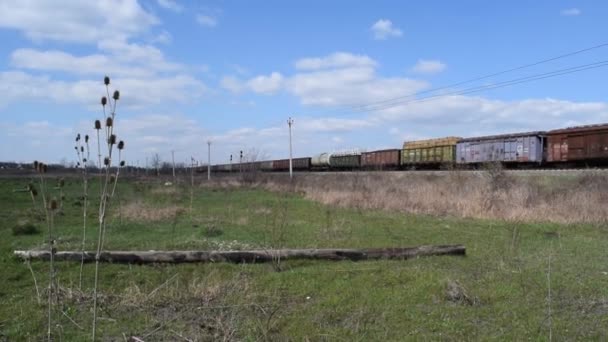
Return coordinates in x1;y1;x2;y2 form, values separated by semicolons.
1;174;607;340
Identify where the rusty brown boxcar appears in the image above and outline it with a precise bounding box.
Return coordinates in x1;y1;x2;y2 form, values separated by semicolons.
273;158;311;170
546;123;608;164
361;149;401;169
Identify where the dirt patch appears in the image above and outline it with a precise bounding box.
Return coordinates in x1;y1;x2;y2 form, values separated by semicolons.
120;201;185;222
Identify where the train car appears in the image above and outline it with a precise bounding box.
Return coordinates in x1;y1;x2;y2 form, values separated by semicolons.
329;152;361;169
401;137;460;167
293;157;312;170
273;158;311;170
456;132;544;166
311;153;331;169
546;123;608;165
273;159;289;170
361;149;401;169
260;160;274;171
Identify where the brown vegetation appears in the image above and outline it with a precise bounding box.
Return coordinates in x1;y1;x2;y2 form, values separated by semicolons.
209;170;608;224
120;201;186;222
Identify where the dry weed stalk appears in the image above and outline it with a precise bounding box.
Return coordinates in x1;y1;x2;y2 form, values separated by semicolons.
33;161;55;341
75;134;91;289
92;75;125;340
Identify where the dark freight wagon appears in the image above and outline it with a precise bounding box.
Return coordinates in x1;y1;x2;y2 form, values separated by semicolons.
273;158;311;170
401;137;460;166
329;152;361;169
456;132;544;165
546;124;608;164
361;149;401;169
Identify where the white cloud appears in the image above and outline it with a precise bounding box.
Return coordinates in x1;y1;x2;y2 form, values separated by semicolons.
0;71;206;109
561;8;581;16
0;0;158;43
157;0;183;12
295;52;377;70
298;117;373;132
221;73;285;95
223;52;427;106
371;19;402;40
288;67;427;106
372;95;608;135
221;76;245;93
247;72;284;94
196;14;217;27
410;59;447;74
152;30;172;44
10;37;185;77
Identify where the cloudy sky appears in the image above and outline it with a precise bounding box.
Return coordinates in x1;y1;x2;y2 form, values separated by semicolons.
1;0;607;165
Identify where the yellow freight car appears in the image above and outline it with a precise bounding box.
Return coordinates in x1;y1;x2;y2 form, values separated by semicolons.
401;137;461;166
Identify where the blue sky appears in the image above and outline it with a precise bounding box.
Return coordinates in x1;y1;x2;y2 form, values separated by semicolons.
1;0;607;165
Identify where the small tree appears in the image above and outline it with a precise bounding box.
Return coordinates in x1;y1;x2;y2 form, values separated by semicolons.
151;153;161;176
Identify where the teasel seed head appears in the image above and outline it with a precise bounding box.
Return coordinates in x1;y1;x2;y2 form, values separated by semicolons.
117;140;124;150
81;146;84;153
83;158;87;163
27;183;34;192
104;157;110;166
76;133;80;142
120;160;125;167
49;198;58;210
42;164;48;173
108;134;116;145
31;188;38;197
77;162;80;167
85;135;89;143
106;117;113;127
104;76;110;86
112;90;120;100
33;161;38;170
95;120;102;130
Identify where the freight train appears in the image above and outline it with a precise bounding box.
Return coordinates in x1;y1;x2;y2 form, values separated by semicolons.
210;123;608;172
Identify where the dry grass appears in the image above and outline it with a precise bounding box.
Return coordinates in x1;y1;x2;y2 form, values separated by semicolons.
119;201;186;222
209;170;608;224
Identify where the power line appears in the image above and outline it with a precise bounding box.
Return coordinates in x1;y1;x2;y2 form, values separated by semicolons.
223;42;608;136
308;42;608;115
349;59;608;113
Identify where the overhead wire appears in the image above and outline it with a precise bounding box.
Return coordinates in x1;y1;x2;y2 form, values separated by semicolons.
297;42;608;116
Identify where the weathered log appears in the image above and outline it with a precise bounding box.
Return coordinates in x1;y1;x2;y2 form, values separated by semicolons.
14;245;465;264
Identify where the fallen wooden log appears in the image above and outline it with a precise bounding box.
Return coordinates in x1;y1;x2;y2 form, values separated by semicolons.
14;245;465;264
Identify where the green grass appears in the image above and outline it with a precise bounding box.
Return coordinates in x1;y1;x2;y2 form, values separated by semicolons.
0;175;607;340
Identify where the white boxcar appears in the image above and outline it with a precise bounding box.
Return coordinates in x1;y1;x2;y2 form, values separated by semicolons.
456;132;545;164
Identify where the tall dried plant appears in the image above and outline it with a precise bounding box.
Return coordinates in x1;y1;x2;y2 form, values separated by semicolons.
91;75;125;340
74;133;90;289
33;161;54;341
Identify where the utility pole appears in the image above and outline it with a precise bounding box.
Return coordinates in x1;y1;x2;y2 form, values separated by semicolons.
287;117;294;179
230;154;233;173
171;150;176;183
207;140;211;181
